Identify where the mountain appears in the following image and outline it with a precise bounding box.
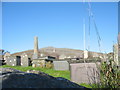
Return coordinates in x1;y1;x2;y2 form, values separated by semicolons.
10;47;106;59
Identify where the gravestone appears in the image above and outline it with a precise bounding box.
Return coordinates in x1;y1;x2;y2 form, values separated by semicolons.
32;59;46;68
21;53;30;67
70;63;100;84
59;54;66;59
53;61;69;70
113;44;119;65
118;32;120;63
84;50;88;59
6;56;21;66
4;52;10;61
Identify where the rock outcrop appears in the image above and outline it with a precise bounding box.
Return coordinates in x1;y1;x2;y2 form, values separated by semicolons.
0;68;87;88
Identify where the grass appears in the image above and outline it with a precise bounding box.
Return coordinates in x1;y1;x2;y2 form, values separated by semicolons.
79;83;96;88
1;65;93;88
1;65;70;80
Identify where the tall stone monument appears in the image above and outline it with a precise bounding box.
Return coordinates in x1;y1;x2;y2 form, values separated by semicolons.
32;36;39;59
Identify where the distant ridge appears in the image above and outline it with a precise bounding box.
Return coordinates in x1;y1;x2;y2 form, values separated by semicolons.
10;46;106;59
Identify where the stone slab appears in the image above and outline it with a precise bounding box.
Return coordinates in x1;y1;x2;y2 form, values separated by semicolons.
21;53;30;67
70;63;100;84
53;61;69;70
32;59;46;68
6;56;21;66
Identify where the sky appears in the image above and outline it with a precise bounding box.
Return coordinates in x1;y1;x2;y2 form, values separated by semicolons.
2;2;118;54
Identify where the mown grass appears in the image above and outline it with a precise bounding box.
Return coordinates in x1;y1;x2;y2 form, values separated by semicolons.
1;65;92;88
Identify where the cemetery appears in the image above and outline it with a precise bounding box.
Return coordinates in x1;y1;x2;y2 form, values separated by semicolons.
1;0;120;89
1;33;119;88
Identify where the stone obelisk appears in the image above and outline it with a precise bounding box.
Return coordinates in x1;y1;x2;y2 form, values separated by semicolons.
32;36;39;59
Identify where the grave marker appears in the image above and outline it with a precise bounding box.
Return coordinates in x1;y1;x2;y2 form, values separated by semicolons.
70;63;100;84
53;60;69;70
6;56;21;66
21;53;30;67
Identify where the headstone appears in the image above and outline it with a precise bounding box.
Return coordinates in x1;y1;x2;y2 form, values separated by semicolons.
32;36;39;59
53;61;69;70
4;52;10;61
6;56;21;66
70;63;100;84
21;53;30;67
59;54;66;59
53;48;56;53
113;44;119;65
32;59;46;68
118;32;120;63
40;53;44;57
84;50;88;59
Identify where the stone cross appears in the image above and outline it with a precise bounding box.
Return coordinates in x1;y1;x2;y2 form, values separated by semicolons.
32;36;39;59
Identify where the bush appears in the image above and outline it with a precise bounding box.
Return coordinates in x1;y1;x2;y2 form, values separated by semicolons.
99;59;120;88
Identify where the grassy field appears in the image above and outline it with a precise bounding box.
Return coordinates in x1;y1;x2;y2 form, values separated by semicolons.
1;65;70;80
1;65;93;88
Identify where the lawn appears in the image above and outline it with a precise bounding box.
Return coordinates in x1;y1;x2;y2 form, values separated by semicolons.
1;65;92;88
1;65;70;80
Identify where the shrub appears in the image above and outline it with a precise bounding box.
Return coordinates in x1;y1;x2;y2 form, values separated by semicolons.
99;59;120;88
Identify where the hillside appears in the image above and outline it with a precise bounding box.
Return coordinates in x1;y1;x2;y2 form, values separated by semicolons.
11;47;105;59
